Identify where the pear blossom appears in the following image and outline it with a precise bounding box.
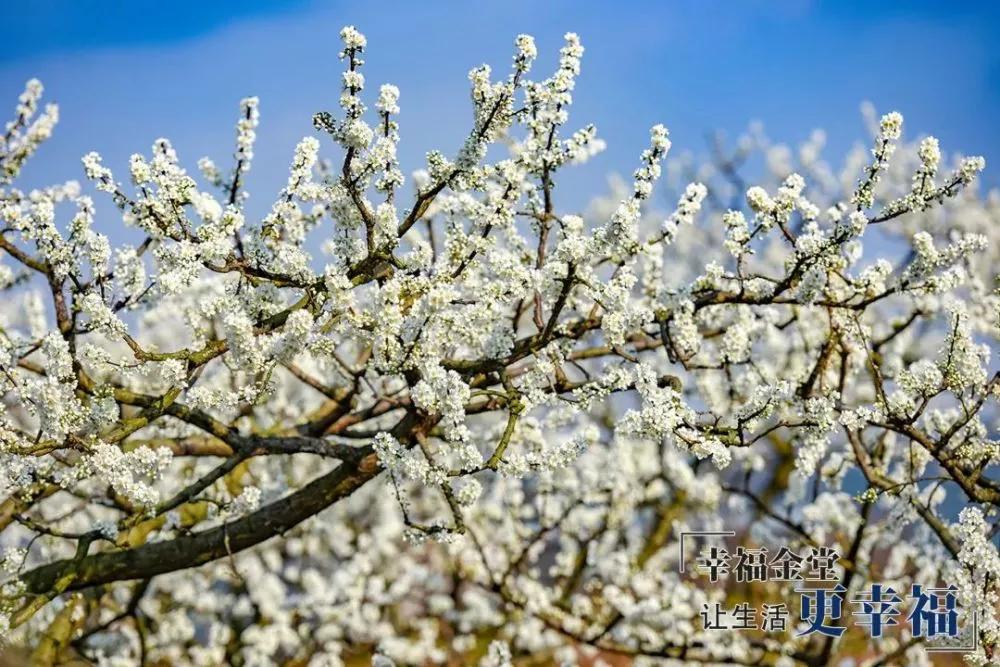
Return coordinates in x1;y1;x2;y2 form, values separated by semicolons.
0;25;995;667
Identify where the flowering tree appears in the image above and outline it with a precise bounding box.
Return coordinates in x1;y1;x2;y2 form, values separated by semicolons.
0;25;998;666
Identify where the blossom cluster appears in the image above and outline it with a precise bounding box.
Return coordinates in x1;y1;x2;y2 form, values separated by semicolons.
0;25;996;667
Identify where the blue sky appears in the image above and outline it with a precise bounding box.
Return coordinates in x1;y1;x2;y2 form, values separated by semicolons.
3;1;999;218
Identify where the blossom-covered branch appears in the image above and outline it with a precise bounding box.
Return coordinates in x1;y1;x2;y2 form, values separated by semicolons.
0;26;997;666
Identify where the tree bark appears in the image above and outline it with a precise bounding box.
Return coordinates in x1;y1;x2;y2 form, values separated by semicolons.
19;450;381;595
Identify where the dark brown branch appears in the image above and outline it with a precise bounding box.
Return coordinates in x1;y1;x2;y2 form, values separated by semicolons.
18;448;379;596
